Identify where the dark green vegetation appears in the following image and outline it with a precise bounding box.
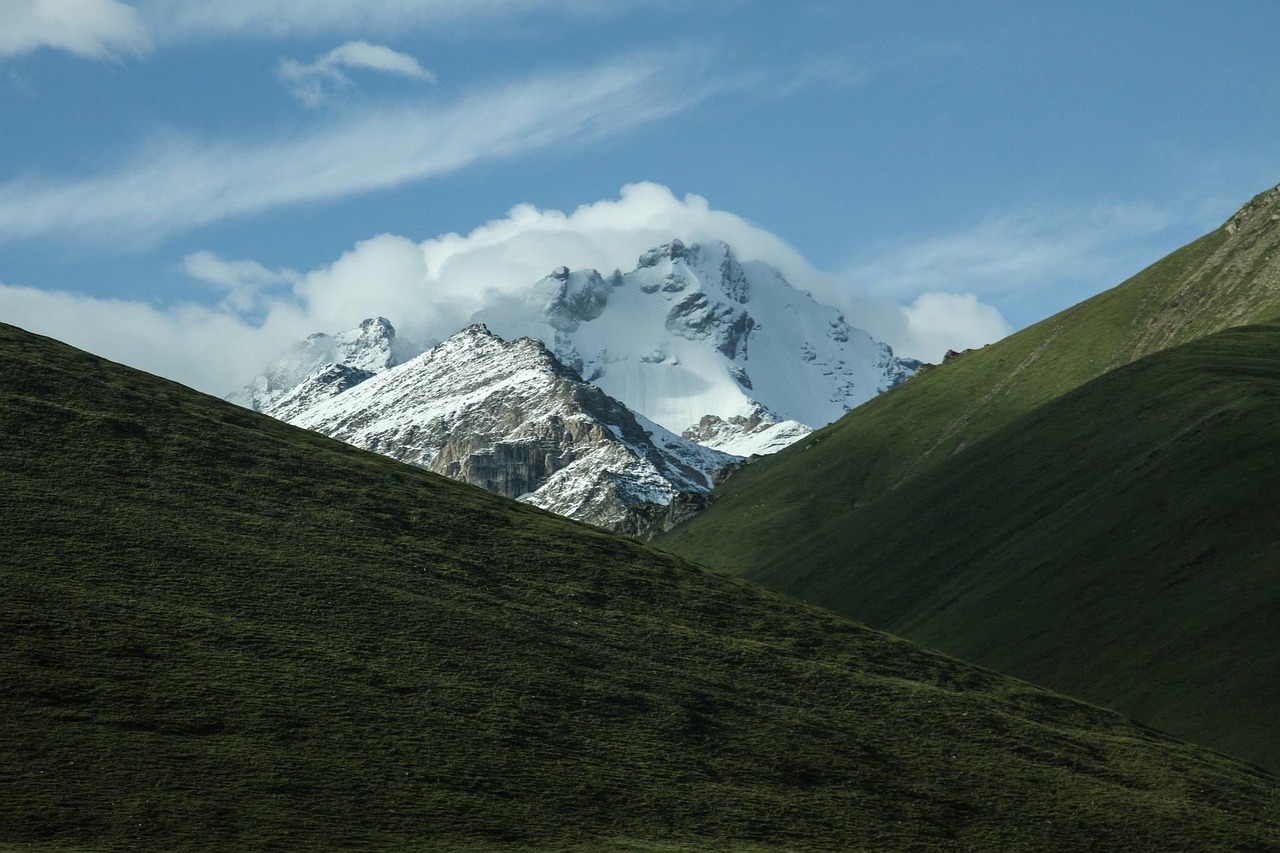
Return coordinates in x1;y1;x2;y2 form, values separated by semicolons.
661;185;1280;774
3;323;1279;850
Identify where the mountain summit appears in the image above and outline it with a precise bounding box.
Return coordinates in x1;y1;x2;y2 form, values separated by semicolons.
229;316;409;412
475;239;919;454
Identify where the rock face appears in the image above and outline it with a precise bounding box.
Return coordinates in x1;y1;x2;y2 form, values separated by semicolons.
228;317;409;412
475;239;919;455
266;324;737;535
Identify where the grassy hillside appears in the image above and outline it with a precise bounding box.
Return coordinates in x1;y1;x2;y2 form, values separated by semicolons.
661;183;1280;578
675;321;1280;774
3;323;1279;851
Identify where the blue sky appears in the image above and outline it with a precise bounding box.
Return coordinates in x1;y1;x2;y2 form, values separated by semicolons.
3;0;1280;394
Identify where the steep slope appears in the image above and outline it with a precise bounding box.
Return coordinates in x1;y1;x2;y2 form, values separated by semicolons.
683;323;1280;771
269;324;736;535
475;239;918;453
663;182;1280;573
4;320;1278;851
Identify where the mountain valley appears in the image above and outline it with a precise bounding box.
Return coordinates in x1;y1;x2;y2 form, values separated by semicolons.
660;182;1280;774
3;321;1277;850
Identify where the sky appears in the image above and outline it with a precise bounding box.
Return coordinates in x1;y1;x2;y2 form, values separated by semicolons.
3;0;1280;397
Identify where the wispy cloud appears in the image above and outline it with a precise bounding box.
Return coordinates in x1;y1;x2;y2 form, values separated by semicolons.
183;250;299;313
0;51;720;245
844;202;1179;301
2;1;671;62
0;0;151;60
771;56;873;97
137;0;653;40
278;41;436;107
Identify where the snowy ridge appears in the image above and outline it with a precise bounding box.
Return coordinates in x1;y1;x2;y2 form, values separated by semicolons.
267;324;738;534
229;316;411;412
474;239;917;451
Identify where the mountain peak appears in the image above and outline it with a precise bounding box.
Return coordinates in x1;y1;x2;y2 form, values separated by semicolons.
635;238;735;271
228;315;409;411
637;238;693;268
475;239;916;445
1225;183;1280;235
456;321;496;338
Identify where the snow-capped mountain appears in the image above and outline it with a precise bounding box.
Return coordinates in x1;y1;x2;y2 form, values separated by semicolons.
266;324;737;535
473;239;918;454
228;316;412;412
231;239;918;532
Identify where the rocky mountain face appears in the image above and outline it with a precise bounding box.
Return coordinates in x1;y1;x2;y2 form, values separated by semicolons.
266;324;736;535
474;239;918;454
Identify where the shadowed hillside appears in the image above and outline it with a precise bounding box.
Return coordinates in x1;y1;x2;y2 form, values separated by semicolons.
678;322;1280;772
2;321;1278;851
662;183;1280;579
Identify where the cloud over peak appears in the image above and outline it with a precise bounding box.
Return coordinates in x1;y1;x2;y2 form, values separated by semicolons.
0;182;1013;403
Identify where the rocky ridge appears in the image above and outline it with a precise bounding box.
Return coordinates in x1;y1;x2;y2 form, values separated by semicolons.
229;316;410;412
267;324;737;534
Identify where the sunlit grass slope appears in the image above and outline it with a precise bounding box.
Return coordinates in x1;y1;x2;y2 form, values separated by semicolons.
2;322;1279;850
662;184;1280;579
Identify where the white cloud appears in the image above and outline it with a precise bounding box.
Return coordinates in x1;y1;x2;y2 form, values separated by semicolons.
1;183;1009;401
0;51;716;245
902;292;1011;363
0;282;288;396
278;41;436;107
0;1;682;63
0;0;151;60
137;0;650;40
183;250;298;313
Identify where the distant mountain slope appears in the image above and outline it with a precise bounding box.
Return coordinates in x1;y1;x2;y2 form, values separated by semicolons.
269;323;736;535
4;321;1277;852
663;182;1280;576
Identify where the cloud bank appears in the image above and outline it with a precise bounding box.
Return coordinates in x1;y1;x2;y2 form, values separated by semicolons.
0;183;1009;399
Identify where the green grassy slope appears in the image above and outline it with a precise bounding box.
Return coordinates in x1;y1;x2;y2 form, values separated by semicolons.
661;183;1280;577
2;324;1279;851
681;323;1280;774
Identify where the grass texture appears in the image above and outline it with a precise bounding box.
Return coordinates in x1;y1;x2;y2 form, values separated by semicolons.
2;322;1278;850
